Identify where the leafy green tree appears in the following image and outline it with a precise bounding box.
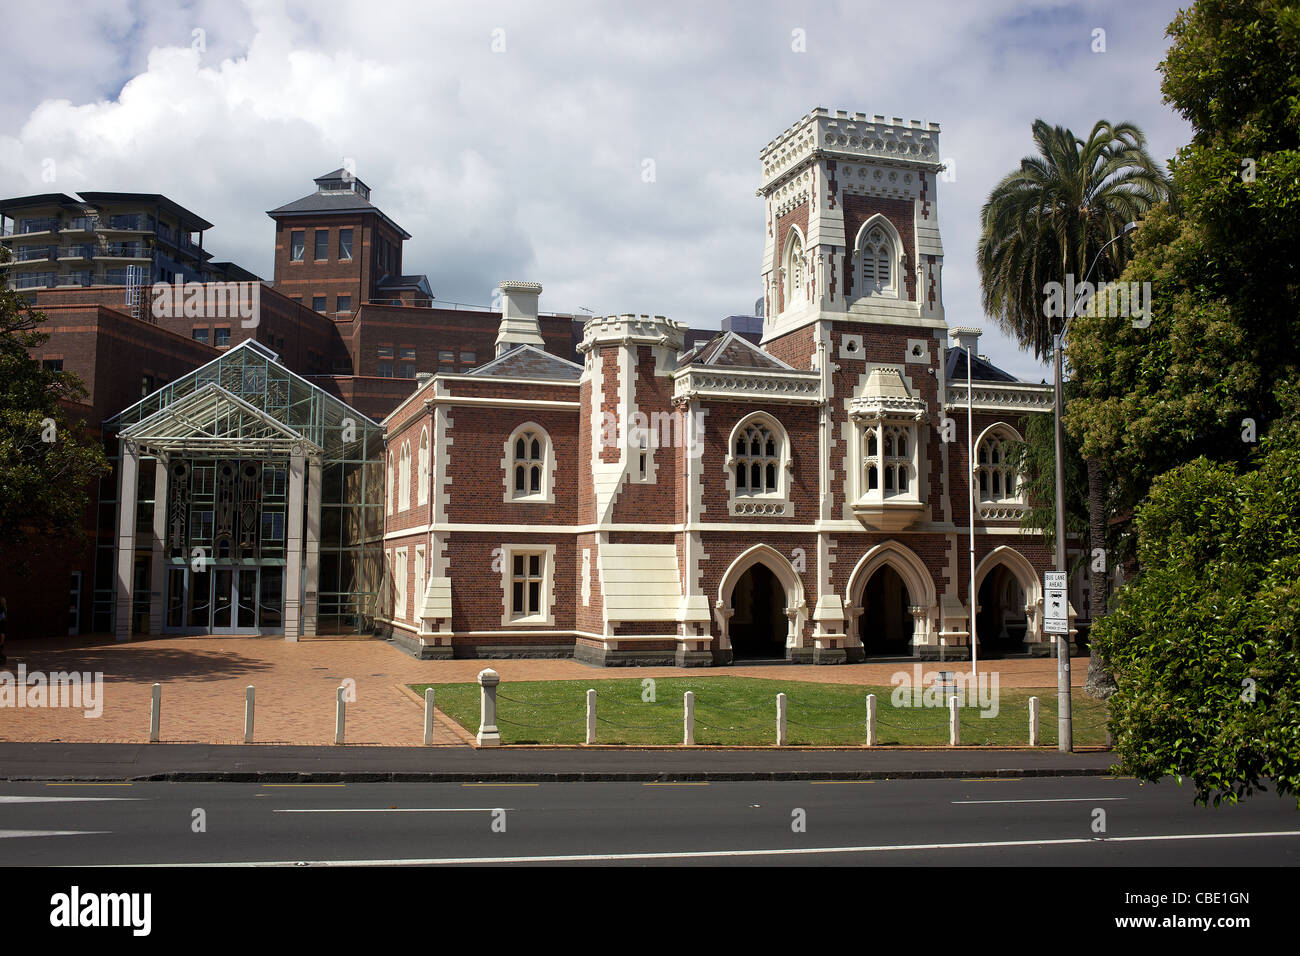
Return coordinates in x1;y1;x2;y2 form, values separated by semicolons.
977;119;1171;695
1093;387;1300;806
0;266;109;576
1067;0;1300;532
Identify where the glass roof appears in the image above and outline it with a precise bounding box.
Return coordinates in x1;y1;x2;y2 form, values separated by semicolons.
105;339;383;460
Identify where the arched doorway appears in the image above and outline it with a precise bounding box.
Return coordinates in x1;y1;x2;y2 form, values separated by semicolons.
730;563;787;659
860;565;913;657
976;564;1028;657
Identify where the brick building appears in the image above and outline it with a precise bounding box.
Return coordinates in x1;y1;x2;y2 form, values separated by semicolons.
377;108;1083;665
5;107;1085;660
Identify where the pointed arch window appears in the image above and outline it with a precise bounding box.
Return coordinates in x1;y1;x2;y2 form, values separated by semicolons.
398;441;411;511
506;424;554;502
857;223;898;298
976;428;1024;507
734;421;779;495
417;428;430;506
783;229;807;311
726;414;792;516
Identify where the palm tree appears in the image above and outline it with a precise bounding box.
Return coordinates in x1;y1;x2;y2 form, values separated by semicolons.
977;119;1170;698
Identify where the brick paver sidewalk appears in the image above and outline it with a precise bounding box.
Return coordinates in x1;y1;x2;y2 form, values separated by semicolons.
0;634;1089;747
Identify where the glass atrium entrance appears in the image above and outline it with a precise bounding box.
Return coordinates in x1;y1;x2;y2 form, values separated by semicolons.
98;340;385;640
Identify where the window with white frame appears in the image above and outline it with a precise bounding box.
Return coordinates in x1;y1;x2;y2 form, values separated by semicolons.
783;229;806;311
734;420;780;495
414;546;425;610
858;224;896;296
386;452;394;515
976;428;1024;506
398;441;411;511
860;419;919;501
510;551;545;620
394;547;408;621
507;425;552;501
727;414;792;516
417;428;430;506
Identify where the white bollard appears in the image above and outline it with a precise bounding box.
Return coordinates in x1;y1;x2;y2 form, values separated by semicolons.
476;668;501;747
149;683;161;743
586;688;597;745
776;692;788;747
244;685;255;743
424;687;435;746
949;694;960;746
866;693;877;747
683;691;695;746
1029;695;1040;747
335;685;346;744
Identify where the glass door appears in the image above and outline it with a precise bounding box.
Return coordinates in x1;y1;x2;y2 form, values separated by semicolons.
212;568;234;630
167;566;274;634
237;569;258;628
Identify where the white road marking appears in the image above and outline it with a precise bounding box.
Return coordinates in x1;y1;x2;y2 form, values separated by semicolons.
952;797;1128;805
273;808;512;813
0;829;110;839
122;828;1300;866
0;796;140;804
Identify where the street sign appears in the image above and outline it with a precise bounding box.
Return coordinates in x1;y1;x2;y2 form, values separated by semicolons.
1044;572;1069;634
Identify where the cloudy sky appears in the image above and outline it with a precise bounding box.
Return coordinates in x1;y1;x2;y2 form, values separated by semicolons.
1;0;1192;381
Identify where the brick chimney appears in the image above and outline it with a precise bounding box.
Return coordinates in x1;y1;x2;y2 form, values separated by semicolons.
495;281;545;357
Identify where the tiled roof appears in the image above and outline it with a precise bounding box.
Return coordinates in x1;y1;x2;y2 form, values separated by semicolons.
945;347;1021;383
465;344;582;381
679;331;792;370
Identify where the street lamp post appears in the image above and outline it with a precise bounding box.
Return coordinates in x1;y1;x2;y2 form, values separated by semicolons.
950;327;983;682
1052;221;1137;753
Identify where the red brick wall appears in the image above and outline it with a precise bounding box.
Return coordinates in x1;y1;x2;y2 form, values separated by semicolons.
697;400;820;524
774;200;810;315
842;194;917;301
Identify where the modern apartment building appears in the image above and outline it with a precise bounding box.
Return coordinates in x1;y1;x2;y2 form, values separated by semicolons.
0;191;255;298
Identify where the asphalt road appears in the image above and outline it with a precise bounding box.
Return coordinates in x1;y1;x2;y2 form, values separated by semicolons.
1;775;1296;866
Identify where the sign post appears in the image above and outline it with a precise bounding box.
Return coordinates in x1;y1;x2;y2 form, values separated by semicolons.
1043;571;1072;751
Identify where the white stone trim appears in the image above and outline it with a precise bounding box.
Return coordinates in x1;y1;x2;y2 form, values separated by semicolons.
724;410;794;517
973;544;1045;645
851;213;903;301
946;382;1053;412
715;543;807;652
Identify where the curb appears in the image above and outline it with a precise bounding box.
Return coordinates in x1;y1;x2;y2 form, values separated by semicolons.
2;767;1119;784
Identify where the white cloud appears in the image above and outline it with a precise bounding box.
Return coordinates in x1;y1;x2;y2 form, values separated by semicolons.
0;0;1191;381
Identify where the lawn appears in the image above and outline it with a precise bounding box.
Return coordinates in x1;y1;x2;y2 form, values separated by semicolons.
411;676;1111;747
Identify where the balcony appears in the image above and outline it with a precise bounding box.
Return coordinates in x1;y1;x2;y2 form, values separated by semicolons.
13;272;55;289
98;242;150;259
105;214;155;232
14;245;56;262
57;272;93;287
17;218;59;235
58;244;96;260
61;217;97;233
